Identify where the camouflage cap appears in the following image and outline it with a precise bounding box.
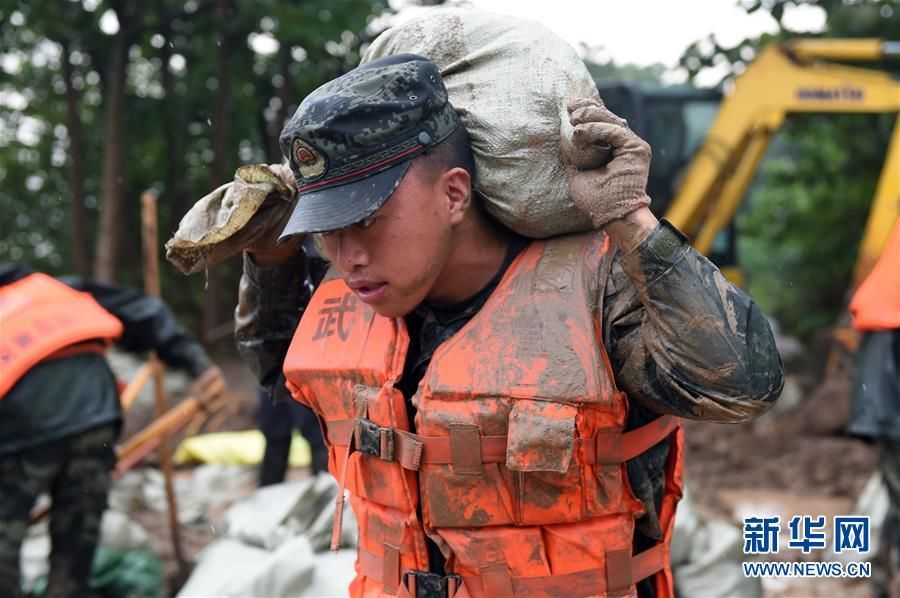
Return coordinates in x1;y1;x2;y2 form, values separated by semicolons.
278;53;460;237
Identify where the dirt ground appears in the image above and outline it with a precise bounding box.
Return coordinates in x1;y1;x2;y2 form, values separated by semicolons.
683;376;881;597
127;357;884;597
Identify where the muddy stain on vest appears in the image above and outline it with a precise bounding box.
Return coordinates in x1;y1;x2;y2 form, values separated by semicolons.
426;502;491;526
519;473;570;510
365;457;390;491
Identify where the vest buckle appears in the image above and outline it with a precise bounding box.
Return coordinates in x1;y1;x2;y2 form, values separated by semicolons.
355;417;394;461
402;570;461;598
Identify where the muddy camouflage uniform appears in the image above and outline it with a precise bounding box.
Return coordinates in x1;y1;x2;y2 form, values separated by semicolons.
236;219;785;597
0;425;116;597
0;263;212;598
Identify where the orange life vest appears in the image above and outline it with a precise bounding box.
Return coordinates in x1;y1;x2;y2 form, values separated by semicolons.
850;217;900;332
284;233;684;597
0;273;123;397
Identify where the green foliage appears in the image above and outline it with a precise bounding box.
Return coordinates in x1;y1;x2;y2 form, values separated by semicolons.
0;0;388;336
680;0;900;338
739;113;892;338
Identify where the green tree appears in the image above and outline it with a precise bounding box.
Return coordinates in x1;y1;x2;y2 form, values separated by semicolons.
0;0;387;340
679;0;899;338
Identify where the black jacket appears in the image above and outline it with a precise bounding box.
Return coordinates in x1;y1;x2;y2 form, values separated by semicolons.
0;263;212;454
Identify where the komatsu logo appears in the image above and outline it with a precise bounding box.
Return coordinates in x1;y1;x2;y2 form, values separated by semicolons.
796;86;864;101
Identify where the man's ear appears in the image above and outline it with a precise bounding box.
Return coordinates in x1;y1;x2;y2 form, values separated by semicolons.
444;167;471;225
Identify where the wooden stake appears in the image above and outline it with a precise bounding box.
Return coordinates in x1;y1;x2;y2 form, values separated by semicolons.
141;191;189;578
119;362;155;411
113;397;203;478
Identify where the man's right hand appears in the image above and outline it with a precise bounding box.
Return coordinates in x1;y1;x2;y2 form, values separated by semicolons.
245;163;305;265
565;98;652;229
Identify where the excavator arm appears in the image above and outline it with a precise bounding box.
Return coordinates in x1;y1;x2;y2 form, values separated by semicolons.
664;39;900;286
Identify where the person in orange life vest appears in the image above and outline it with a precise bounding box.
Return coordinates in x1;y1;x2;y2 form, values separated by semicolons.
234;54;784;598
847;217;900;595
0;263;225;597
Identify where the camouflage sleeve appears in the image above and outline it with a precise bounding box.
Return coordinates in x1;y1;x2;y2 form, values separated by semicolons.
234;252;312;402
603;219;784;423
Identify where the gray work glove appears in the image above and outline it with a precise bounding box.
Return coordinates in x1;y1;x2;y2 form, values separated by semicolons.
565;98;652;228
165;163;299;274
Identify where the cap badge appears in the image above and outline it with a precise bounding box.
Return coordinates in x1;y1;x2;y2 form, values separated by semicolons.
292;139;327;181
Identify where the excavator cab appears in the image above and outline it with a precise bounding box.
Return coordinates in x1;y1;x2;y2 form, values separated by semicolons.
595;82;738;268
595;82;722;215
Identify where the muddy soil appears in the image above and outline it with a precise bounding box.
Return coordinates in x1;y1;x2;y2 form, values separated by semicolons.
684;376;880;598
684;420;875;520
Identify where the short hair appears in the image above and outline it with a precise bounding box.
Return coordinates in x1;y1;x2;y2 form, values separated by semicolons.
416;123;476;182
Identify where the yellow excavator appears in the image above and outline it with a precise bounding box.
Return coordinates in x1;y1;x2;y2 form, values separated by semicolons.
601;38;899;289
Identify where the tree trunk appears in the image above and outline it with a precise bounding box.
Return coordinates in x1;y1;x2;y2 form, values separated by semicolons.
60;39;90;277
210;0;232;192
260;109;279;164
93;29;129;282
203;0;234;341
157;6;187;223
264;42;294;163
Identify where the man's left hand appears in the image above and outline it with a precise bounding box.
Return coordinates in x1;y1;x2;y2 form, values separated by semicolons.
565;98;652;229
189;365;227;405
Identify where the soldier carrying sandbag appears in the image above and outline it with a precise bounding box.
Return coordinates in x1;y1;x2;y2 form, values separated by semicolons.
165;10;785;596
226;51;784;597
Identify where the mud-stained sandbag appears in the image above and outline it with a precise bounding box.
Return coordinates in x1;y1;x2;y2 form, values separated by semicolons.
164;164;296;275
362;8;605;238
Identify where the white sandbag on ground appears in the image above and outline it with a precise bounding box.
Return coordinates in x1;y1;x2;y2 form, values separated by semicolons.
305;485;358;552
671;487;763;598
98;510;152;552
19;522;50;592
178;474;358;597
302;549;357;597
363;7;604;238
219;473;357;551
177;536;317;598
19;509;152;592
223;479;317;550
108;465;257;527
836;471;888;564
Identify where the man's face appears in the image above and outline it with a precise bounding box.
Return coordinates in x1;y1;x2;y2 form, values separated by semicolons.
318;161;455;318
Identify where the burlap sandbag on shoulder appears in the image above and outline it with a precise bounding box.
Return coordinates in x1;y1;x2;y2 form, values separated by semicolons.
362;8;604;238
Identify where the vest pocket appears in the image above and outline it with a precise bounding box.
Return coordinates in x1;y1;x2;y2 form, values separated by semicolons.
506;400;576;472
506;399;585;525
